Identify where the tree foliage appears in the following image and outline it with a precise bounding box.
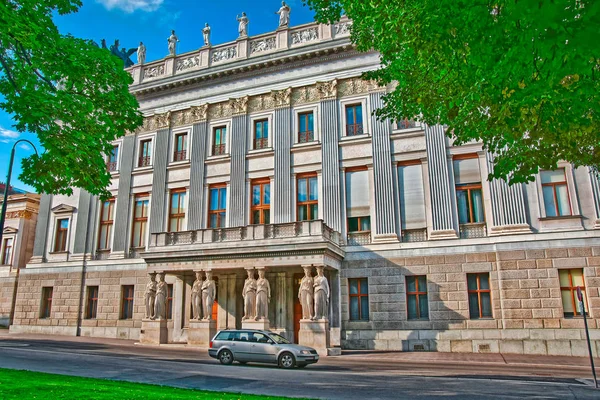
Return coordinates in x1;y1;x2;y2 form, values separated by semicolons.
0;0;142;197
304;0;600;183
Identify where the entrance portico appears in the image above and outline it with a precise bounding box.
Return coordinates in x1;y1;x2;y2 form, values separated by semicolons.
140;220;344;352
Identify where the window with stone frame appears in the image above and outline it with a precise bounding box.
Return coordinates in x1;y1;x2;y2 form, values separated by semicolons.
541;168;572;217
121;285;134;320
406;275;429;320
97;199;115;251
166;284;174;320
173;132;188;162
251;179;271;225
40;287;53;319
1;237;13;265
559;268;588;317
131;195;149;249
53;218;69;252
297;174;318;221
169;189;187;232
349;278;369;321
298;111;314;143
212;126;227;156
467;273;492;319
453;155;485;224
253;119;269;150
345;167;371;233
345;103;364;136
107;145;119;172
138;139;152;167
398;161;427;239
208;184;227;228
86;286;99;319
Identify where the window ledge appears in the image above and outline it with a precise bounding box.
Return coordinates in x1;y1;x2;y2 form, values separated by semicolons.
339;133;370;143
539;215;582;221
206;154;230;163
48;251;69;255
132;166;153;175
167;160;190;170
247;148;274;158
291;141;321;151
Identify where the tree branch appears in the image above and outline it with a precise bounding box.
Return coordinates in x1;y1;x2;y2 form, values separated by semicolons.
14;42;57;91
0;53;21;94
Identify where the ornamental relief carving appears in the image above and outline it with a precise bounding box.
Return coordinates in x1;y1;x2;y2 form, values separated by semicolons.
212;46;237;63
337;77;379;97
291;27;319;45
316;79;337;99
248;94;275;113
176;55;200;72
144;64;165;79
291;85;319;106
5;210;33;220
250;37;276;54
229;96;249;115
154;111;171;129
334;21;352;36
270;87;292;108
208;102;233;120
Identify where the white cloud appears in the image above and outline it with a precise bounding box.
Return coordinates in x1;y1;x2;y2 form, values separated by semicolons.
0;127;19;140
18;143;32;151
96;0;164;13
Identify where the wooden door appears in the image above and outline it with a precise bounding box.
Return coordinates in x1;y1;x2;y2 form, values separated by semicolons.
293;273;303;343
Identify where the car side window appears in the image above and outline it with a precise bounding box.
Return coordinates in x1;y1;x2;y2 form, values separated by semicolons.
216;331;240;341
236;331;250;342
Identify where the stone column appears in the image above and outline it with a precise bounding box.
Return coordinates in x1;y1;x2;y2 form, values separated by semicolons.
329;269;341;348
228;98;249;227
111;135;136;255
172;275;185;342
72;190;92;259
149;116;172;234
226;273;238;329
424;124;457;239
188;106;209;230
272;89;292;223
30;194;52;263
589;168;600;225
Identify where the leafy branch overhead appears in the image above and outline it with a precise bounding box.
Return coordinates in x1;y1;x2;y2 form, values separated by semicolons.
0;0;142;197
304;0;600;183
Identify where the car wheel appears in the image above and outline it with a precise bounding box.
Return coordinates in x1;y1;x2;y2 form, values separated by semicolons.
278;352;295;369
218;349;233;365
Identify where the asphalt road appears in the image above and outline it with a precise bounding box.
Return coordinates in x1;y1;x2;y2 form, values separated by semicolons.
0;336;598;399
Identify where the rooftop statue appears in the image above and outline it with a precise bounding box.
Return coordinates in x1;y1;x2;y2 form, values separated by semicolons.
203;23;211;47
137;42;146;65
92;38;137;67
276;1;291;28
168;30;180;56
237;12;249;37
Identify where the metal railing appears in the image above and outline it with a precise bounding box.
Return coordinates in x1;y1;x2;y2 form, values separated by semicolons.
298;131;314;143
254;138;269;150
106;161;117;172
138;156;151;168
173;150;187;162
346;124;364;136
212;144;226;156
459;223;487;239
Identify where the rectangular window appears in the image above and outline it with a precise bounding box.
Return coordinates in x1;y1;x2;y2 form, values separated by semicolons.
166;284;174;320
40;287;53;319
86;286;99;319
396;119;418;130
213;126;227;156
298;111;314;143
169;189;186;232
138;139;152;167
541;169;572;217
253;119;269;150
251;179;270;225
346;168;371;232
173;132;188;162
208;184;227;228
406;276;429;320
349;278;369;321
54;218;69;252
121;285;134;320
454;156;485;224
131;195;149;248
559;268;588;317
345;103;364;136
297;174;318;221
398;162;427;230
107;145;118;172
467;273;492;319
1;238;13;265
97;199;115;251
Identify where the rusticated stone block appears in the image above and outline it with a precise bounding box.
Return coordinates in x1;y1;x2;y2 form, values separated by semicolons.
450;340;472;353
523;340;547;355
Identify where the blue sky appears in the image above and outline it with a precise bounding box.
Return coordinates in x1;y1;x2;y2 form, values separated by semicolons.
0;0;317;192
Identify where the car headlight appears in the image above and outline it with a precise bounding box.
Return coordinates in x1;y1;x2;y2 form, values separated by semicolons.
300;350;311;355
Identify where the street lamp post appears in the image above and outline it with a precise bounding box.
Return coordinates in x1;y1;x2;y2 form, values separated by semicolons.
0;139;38;247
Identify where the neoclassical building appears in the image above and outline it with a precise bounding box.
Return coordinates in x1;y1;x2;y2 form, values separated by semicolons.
8;17;600;356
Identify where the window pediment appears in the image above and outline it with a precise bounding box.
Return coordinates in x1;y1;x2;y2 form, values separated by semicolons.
3;227;18;234
51;204;76;214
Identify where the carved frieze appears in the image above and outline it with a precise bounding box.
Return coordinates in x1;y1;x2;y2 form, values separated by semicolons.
291;85;319;105
5;210;33;220
190;104;209;122
270;87;292;108
338;77;379;97
229;96;249;115
248;94;275;113
250;37;276;54
316;79;338;100
334;22;352;36
291;28;319;45
154;111;171;129
208;102;233;120
176;55;200;72
143;64;165;79
212;46;237;63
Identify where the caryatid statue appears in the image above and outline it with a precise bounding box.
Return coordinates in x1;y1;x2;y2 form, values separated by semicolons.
313;266;330;320
202;23;211;47
298;266;314;320
201;270;217;320
144;273;157;319
255;269;271;321
276;1;291;28
137;41;146;65
191;271;202;320
153;273;168;320
237;12;249;37
242;269;257;320
167;30;179;56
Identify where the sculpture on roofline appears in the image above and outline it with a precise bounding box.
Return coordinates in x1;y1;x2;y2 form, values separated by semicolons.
137;42;146;65
168;30;180;56
237;12;249;37
92;38;137;67
276;1;291;27
203;23;211;47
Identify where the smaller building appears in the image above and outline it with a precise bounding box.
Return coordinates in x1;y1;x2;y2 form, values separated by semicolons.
0;193;40;327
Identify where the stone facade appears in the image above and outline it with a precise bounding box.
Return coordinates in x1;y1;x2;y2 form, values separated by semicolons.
4;17;600;356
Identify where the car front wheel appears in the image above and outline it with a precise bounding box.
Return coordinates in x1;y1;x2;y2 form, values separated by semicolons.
219;349;233;365
278;352;295;369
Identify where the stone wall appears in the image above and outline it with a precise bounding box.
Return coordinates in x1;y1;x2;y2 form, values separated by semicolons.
0;272;16;327
341;245;600;356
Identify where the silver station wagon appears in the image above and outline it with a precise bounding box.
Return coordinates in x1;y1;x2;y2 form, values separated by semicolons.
208;329;319;369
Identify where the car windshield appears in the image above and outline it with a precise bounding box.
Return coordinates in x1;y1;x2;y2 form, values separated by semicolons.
269;333;290;344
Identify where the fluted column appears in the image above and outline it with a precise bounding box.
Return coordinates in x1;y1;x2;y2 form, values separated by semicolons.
369;92;398;241
273;88;292;223
589;168;600;222
149;125;171;234
188;107;209;230
424;124;456;239
72;190;92;257
318;80;342;233
31;193;52;262
112;135;136;253
228;97;249;227
486;152;530;233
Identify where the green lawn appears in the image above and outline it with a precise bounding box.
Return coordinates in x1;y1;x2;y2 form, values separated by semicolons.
0;368;299;399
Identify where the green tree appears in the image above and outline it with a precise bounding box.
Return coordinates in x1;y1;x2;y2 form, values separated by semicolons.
304;0;600;183
0;0;142;197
